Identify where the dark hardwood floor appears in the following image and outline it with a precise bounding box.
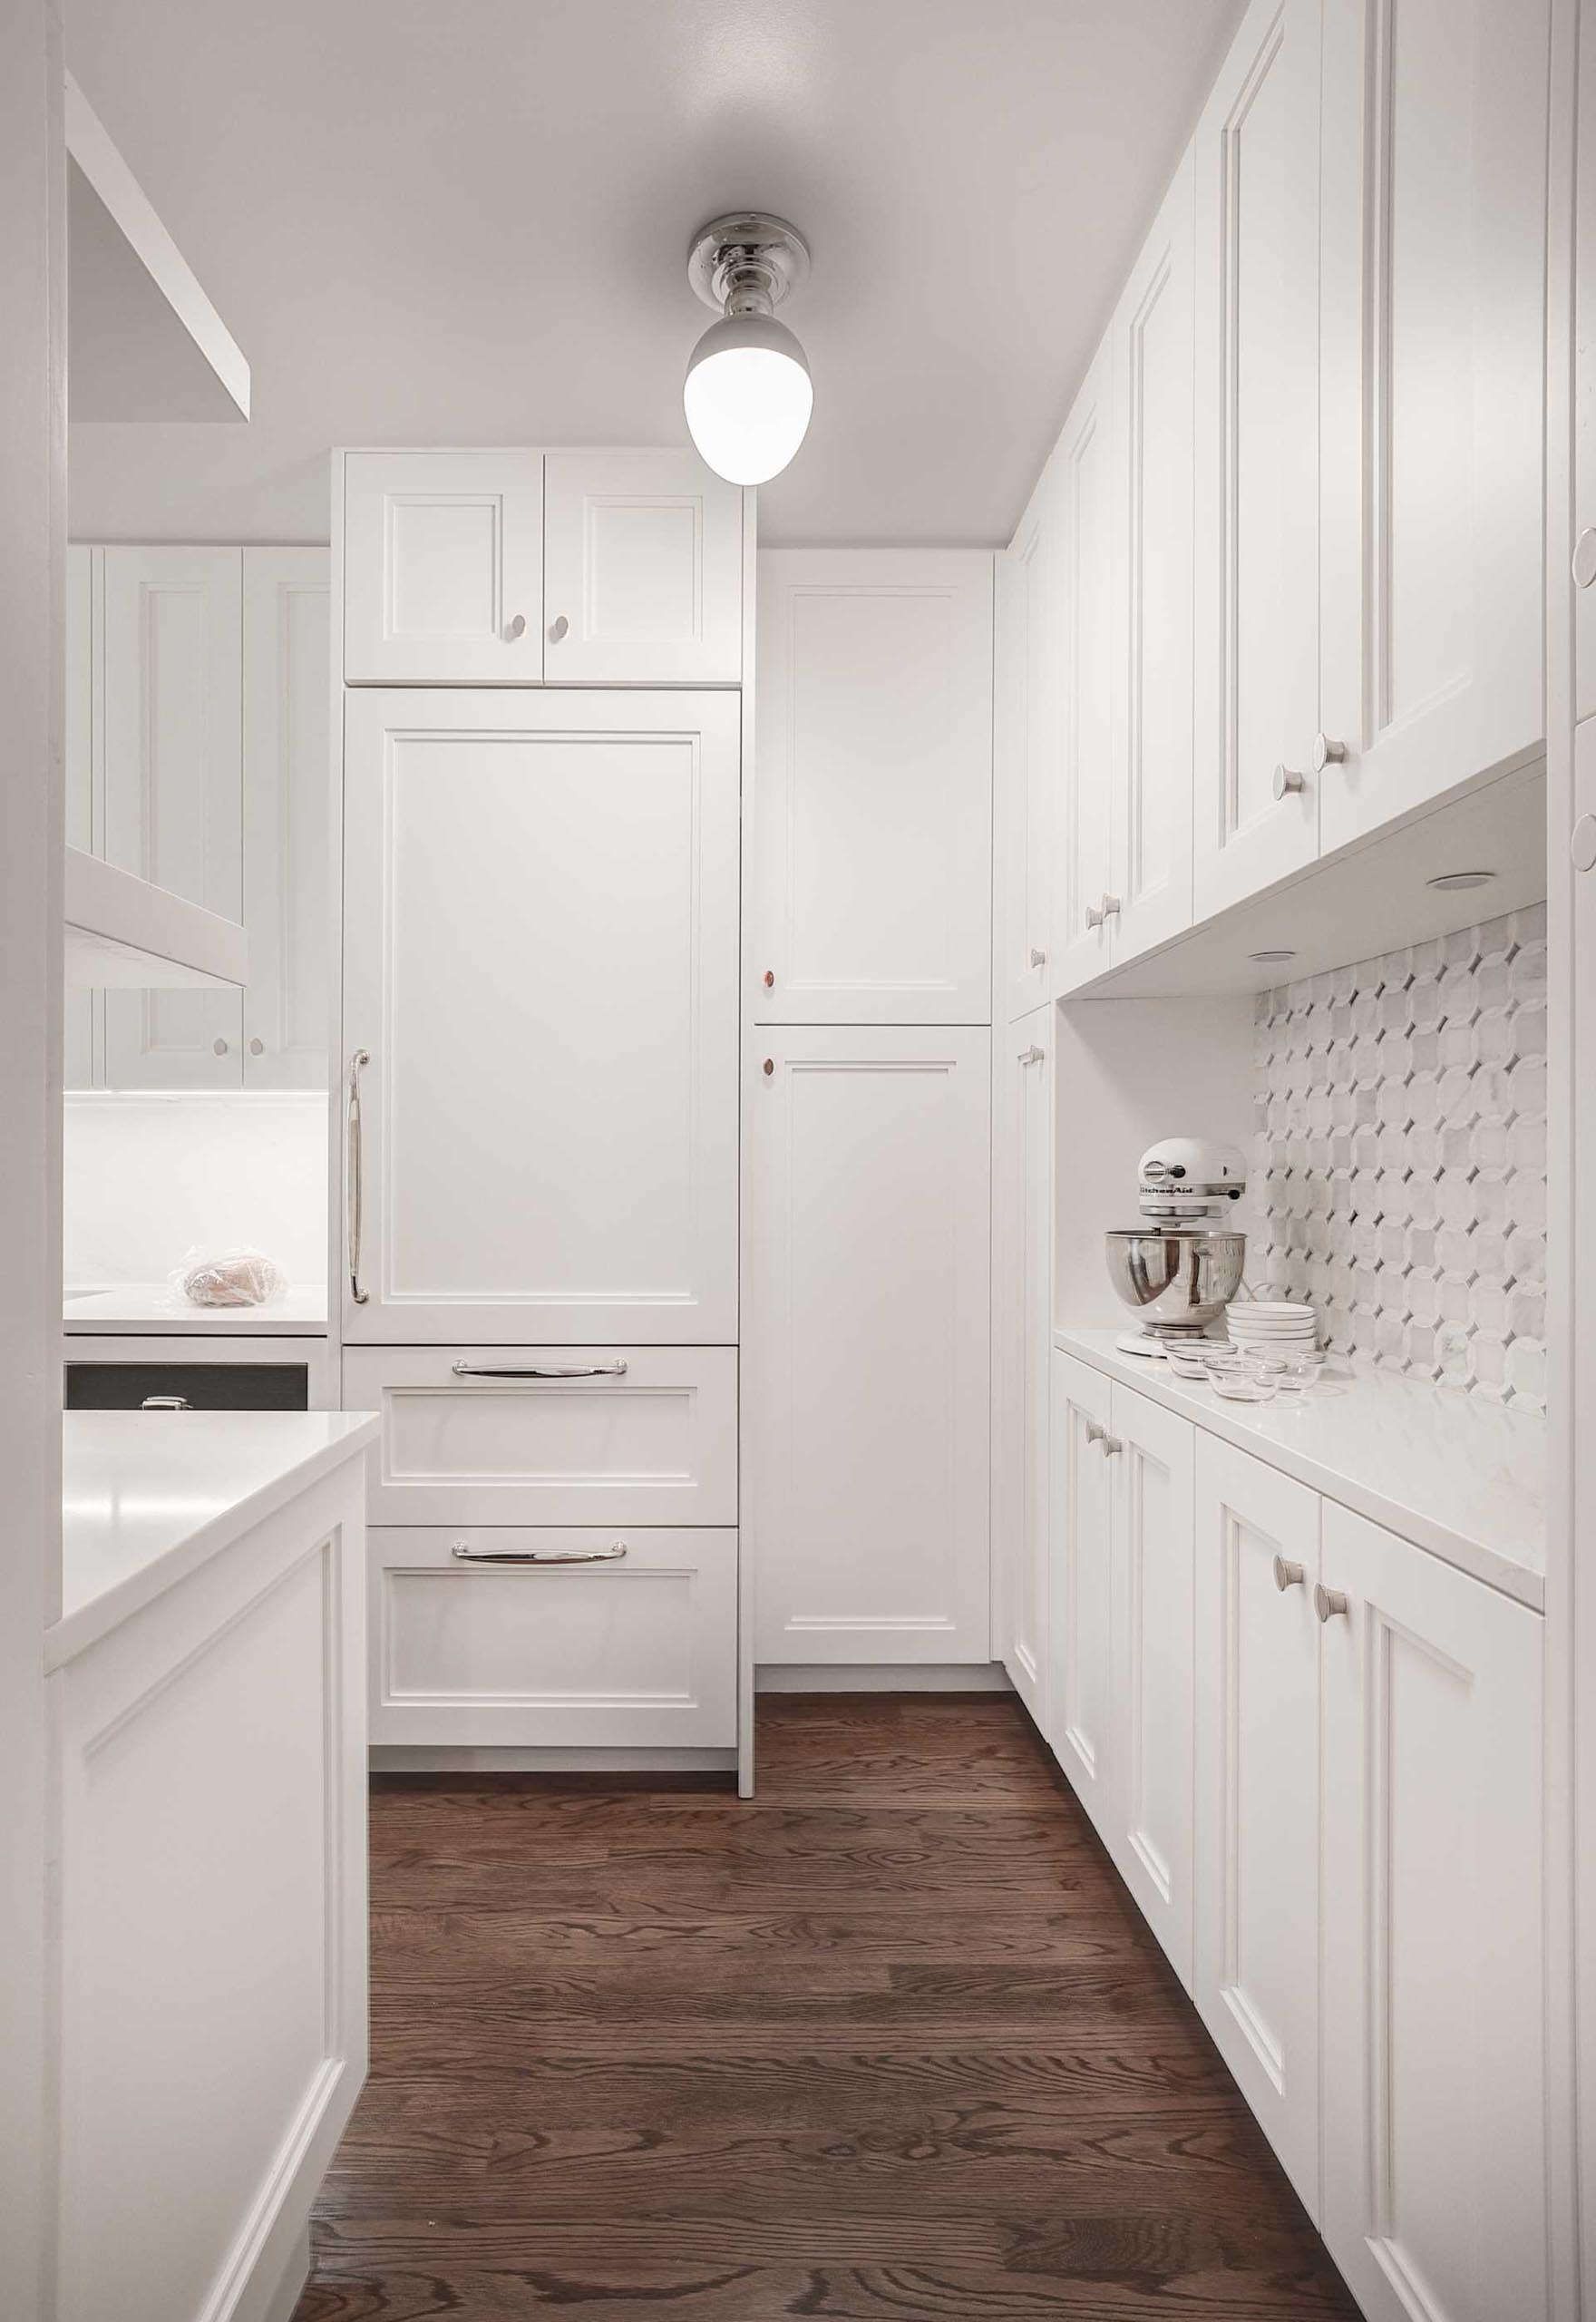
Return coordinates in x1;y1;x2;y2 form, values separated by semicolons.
293;1694;1358;2320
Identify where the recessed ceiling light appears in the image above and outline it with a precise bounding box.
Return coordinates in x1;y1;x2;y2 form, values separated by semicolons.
684;213;813;486
1426;870;1497;893
1249;948;1298;963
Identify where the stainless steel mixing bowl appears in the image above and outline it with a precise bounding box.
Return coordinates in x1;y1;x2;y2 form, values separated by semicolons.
1105;1226;1248;1330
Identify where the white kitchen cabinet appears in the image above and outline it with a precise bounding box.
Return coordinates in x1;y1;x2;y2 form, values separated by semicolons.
753;551;993;1024
747;1025;991;1664
1047;1351;1115;1834
342;1344;738;1528
101;547;244;1089
997;467;1058;1019
343;450;544;683
996;1006;1053;1722
1105;1380;1195;1988
542;450;743;686
340;688;739;1343
1192;0;1321;920
1193;1433;1321;2216
1108;151;1195;964
64;545;101;1091
1319;1502;1547;2322
1318;0;1548;853
367;1526;738;1749
1052;336;1117;993
242;548;330;1088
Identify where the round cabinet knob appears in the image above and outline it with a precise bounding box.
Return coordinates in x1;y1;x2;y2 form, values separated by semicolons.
1311;733;1348;773
212;1037;229;1056
1572;814;1596;874
548;613;570;643
1028;944;1047;968
1573;528;1596;589
1085;1420;1106;1445
1314;1582;1350;1624
762;969;775;989
505;612;527;640
763;1057;774;1077
1273;1554;1305;1593
1085;902;1105;931
1273;764;1306;800
248;1037;264;1057
1101;894;1121;919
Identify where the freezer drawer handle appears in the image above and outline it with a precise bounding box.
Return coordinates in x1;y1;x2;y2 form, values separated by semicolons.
449;1359;629;1381
449;1539;628;1566
347;1048;370;1306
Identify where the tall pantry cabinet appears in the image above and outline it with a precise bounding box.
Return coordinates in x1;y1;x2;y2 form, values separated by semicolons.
335;450;749;1765
746;554;995;1669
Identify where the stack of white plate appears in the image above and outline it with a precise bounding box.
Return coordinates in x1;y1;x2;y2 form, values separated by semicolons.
1225;1300;1319;1354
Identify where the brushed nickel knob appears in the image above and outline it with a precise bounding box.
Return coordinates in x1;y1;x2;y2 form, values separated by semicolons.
212;1037;229;1056
505;612;527;640
1273;765;1306;800
1085;902;1105;930
1311;733;1348;773
1273;1554;1305;1593
1572;814;1596;873
1028;944;1047;967
1085;1420;1106;1446
549;613;570;642
1573;528;1596;589
1314;1583;1349;1624
248;1037;264;1056
1100;1434;1124;1457
1101;893;1121;918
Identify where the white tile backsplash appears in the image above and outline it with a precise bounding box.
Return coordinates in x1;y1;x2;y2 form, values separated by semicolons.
63;1092;328;1293
1252;909;1548;1410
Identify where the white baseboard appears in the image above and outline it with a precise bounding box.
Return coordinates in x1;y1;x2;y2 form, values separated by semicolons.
755;1663;1015;1693
369;1746;738;1774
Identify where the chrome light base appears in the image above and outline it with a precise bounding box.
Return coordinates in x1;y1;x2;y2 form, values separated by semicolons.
688;213;811;319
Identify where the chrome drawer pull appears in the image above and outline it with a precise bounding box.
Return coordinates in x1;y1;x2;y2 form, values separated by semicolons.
450;1359;628;1381
450;1539;628;1566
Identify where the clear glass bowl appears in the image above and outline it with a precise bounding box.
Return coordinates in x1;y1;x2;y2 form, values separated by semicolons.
1205;1365;1280;1402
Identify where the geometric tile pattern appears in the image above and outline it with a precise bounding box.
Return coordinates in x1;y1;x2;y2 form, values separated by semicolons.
1252;907;1548;1410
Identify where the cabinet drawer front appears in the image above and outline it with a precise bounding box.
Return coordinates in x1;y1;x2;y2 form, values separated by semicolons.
344;452;544;683
344;1346;737;1525
369;1526;736;1746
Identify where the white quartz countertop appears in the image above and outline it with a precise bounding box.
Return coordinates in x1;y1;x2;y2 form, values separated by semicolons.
51;1410;379;1667
63;1282;328;1334
1054;1325;1546;1611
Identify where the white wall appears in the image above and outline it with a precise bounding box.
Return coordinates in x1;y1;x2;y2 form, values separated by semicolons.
63;1092;327;1291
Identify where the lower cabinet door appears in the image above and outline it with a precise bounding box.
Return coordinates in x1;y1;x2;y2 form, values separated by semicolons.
1106;1383;1195;1990
369;1527;737;1747
342;1345;737;1527
1193;1436;1321;2217
1319;1504;1546;2322
1047;1352;1116;1839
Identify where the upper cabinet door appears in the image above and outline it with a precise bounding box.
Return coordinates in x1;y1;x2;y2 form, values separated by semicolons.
242;550;330;1088
748;1026;992;1664
1109;152;1196;967
998;467;1058;1018
341;688;740;1344
1319;1503;1546;2322
1053;337;1118;994
343;451;543;683
753;551;992;1023
102;548;243;1089
543;451;743;685
1318;0;1549;853
1192;0;1322;920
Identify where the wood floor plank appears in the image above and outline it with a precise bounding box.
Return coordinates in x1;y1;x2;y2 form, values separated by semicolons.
294;1696;1357;2321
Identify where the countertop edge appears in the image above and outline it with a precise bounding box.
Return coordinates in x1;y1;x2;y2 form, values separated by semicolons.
48;1413;381;1671
1052;1329;1545;1615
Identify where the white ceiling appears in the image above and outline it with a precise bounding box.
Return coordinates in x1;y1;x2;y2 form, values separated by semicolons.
66;0;1242;547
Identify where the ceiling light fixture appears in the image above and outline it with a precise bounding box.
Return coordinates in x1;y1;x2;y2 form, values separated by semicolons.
684;212;813;486
1426;870;1497;893
1249;948;1298;963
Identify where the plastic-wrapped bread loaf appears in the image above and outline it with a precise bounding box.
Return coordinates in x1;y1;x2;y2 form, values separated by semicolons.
179;1251;287;1309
